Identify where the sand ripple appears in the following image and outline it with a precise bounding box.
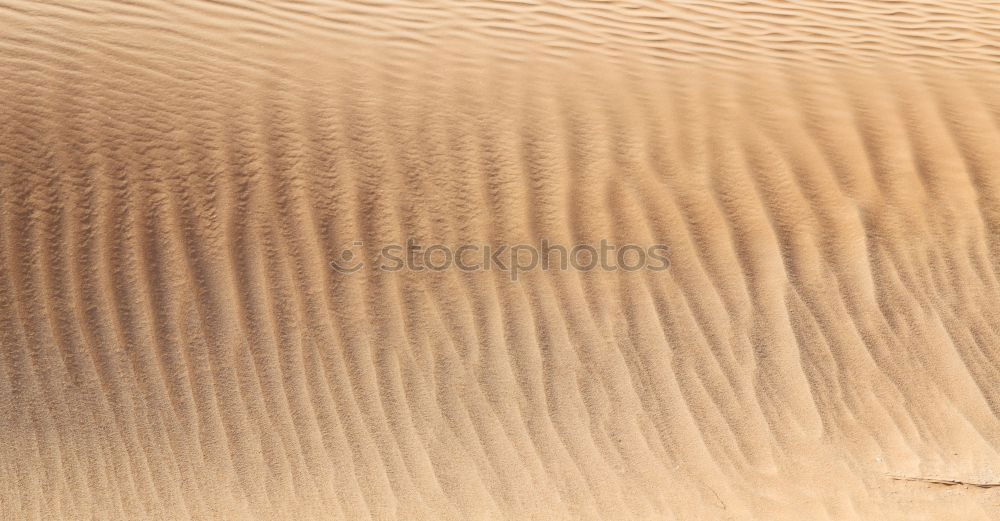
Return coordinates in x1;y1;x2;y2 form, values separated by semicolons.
1;1;1000;520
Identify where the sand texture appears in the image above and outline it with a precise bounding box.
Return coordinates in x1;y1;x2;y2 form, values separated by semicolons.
2;1;1000;520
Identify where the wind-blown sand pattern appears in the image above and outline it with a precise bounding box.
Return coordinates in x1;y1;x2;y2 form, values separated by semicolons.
2;1;1000;520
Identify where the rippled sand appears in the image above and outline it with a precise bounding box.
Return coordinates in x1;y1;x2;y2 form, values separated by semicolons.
2;1;1000;520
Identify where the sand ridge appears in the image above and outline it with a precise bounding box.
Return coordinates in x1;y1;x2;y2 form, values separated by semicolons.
1;1;1000;520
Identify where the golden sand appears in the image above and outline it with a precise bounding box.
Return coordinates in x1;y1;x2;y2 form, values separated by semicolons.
2;1;1000;519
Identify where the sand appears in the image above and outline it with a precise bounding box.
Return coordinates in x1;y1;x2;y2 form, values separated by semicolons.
2;1;1000;520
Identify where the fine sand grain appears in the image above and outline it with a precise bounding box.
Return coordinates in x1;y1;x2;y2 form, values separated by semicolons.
2;1;1000;520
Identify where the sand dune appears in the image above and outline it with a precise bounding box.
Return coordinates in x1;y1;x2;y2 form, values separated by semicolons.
2;1;1000;520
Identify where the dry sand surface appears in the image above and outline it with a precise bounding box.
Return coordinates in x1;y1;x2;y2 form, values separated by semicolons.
3;1;1000;520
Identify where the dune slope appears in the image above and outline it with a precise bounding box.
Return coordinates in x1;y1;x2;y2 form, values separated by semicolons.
2;1;1000;519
